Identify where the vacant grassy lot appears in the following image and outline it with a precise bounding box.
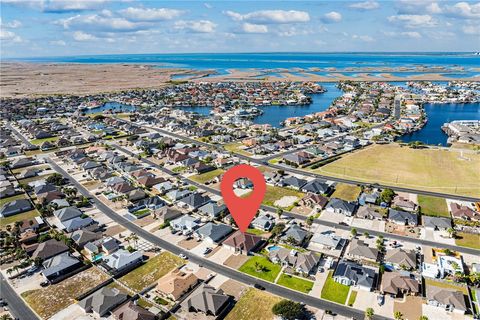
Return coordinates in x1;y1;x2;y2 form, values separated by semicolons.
21;268;109;319
239;256;282;282
331;183;362;202
225;288;282;320
310;144;480;197
418;195;450;217
263;186;305;208
224;142;252;156
189;168;224;184
455;232;480;250
30;136;59;145
320;271;350;304
0;193;27;206
1;209;39;228
277;273;314;293
119;252;184;292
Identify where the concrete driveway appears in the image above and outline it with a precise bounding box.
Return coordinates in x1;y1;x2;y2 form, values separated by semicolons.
208;247;234;265
353;290;394;318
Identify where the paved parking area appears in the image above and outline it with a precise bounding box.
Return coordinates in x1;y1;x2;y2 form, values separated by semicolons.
319;211;346;224
353;290;394;318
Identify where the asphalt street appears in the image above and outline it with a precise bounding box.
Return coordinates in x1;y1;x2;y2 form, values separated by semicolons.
0;273;39;320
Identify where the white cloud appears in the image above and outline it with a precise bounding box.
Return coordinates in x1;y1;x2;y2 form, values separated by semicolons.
426;2;442;14
462;24;480;35
387;14;437;28
204;3;212;9
119;7;183;21
49;39;66;46
444;2;480;19
349;1;380;10
383;31;422;39
44;0;110;13
0;19;22;28
352;34;375;42
0;29;22;42
174;20;217;33
396;1;443;15
322;11;342;23
224;10;310;24
241;23;268;33
73;31;97;41
57;13;147;32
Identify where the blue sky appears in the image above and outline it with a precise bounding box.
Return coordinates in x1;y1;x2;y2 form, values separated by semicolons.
1;0;479;58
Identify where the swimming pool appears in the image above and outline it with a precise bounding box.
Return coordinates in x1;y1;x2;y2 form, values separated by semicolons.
267;245;281;252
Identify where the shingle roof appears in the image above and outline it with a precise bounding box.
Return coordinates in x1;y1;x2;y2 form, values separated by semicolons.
181;283;231;316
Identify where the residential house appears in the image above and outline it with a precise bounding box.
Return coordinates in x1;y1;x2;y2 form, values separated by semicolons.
53;206;83;222
356;206;383;220
251;214;275;231
299;194;328;211
112;301;156;320
423;216;452;231
0;199;33;217
269;248;320;275
281;224;308;246
103;249;143;273
333;260;376;291
197;202;226;219
181;283;232;317
62;216;95;232
70;229;102;249
152;207;182;223
156;269;199;301
450;203;479;221
388;209;418;226
426;286;467;314
381;271;420;297
325;198;357;216
346;239;378;262
310;231;347;251
166;189;191;201
171;215;200;235
41;252;83;282
178;194;210;210
358;191;379;206
79;287;128;317
384;248;417;270
280;176;307;190
194;223;233;244
392;196;417;212
31;239;69;261
222;230;263;255
301;179;331;195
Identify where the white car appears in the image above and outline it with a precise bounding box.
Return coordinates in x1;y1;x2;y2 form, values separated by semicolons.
179;253;188;260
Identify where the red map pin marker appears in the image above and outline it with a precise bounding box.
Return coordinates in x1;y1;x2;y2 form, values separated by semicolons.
221;164;266;232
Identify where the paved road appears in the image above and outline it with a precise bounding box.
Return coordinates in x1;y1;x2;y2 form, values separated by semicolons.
0;273;39;320
116;118;480;203
112;144;480;256
5;123;36;149
46;157;391;320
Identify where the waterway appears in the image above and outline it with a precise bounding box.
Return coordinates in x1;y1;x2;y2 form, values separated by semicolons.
401;102;480;146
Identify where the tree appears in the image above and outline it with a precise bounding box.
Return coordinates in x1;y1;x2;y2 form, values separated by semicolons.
306;216;314;228
446;227;456;238
271;223;285;238
286;236;297;246
276;208;283;218
394;311;404;320
46;173;64;186
443;248;453;256
365;307;374;320
379;188;395;204
419;316;429;320
363;231;370;238
272;300;306;320
350;228;357;237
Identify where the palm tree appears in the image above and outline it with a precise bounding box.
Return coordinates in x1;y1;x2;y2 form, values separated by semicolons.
394;311;403;320
365;307;374;320
129;233;139;249
6;269;12;277
446;227;456;238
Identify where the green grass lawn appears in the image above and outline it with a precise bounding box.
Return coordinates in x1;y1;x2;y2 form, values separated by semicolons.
225;289;282;320
119;252;185;292
189;168;224;184
418;195;449;217
455;232;480;250
276;273;314;293
172;166;187;173
320;271;350;304
0;193;27;206
30;136;59;145
246;228;268;235
347;290;358;306
263;186;305;208
1;209;39;228
238;256;282;282
311;144;480;197
224;142;252;156
331;183;362;202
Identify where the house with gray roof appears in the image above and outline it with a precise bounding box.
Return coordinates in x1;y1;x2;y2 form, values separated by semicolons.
178;193;211;210
103;249;143;273
281;224;308;245
388;209;418;226
346;239;378;262
251;214;275;231
301;179;331;195
269;248;320;275
171;215;201;235
423;216;452;231
426;286;467;314
181;283;232;317
194;223;233;244
310;231;346;251
166;189;191;201
0;199;33;217
53;206;83;222
79;287;128;317
384;248;417;270
32;239;69;261
61;216;95;232
70;229;102;248
41;252;83;281
333;260;376;291
280;176;307;190
198;202;226;219
356;206;383;220
325;198;357;216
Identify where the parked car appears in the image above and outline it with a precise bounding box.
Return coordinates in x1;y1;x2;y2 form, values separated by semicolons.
179;253;188;260
253;283;265;290
40;281;49;287
202;247;212;256
377;294;385;306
